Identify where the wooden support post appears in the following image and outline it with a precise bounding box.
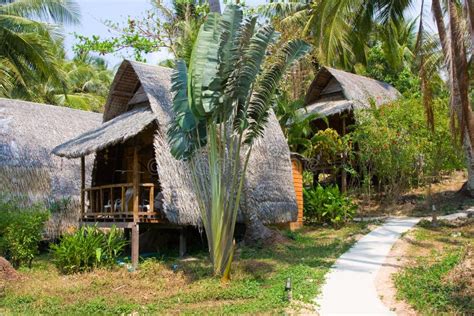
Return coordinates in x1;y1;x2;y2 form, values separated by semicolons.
80;157;85;220
179;228;186;258
149;185;154;214
341;116;347;193
121;186;125;213
110;188;114;213
132;147;140;223
131;223;139;269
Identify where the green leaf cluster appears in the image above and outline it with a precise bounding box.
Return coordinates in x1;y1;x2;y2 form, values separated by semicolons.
0;196;50;268
167;5;311;280
50;225;128;274
303;185;357;227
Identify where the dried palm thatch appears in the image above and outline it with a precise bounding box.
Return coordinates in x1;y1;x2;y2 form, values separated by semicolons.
0;98;102;238
53;60;298;226
301;67;400;118
0;98;101;200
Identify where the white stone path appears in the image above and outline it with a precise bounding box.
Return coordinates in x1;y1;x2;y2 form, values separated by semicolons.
314;211;471;315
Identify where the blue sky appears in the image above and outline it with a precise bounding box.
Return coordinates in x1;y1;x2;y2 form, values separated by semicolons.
64;0;433;69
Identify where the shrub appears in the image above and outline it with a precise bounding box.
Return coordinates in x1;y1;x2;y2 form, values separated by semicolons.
0;196;49;268
303;185;357;227
351;97;464;199
50;225;128;274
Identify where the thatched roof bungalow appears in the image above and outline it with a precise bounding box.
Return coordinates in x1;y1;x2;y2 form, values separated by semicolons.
300;67;400;134
53;60;298;229
0;98;101;202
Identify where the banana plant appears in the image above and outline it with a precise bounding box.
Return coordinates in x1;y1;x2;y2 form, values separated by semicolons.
167;5;311;281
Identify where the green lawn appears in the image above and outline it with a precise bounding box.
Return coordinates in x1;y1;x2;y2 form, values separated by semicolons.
394;218;473;315
0;223;371;315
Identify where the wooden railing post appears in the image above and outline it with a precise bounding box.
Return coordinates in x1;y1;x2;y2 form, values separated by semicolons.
80;157;85;221
149;185;154;213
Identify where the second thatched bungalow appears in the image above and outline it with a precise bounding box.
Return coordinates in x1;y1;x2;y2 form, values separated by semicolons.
302;66;400;134
296;67;401;191
53;60;299;266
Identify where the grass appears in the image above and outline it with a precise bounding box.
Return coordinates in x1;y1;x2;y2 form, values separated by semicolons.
394;218;473;314
0;222;371;314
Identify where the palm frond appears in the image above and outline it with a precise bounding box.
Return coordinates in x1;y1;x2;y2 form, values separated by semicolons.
245;39;312;144
0;0;80;25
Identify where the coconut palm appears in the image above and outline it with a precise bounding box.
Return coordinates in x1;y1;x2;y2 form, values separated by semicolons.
430;0;474;195
0;0;80;96
258;0;414;70
167;5;311;280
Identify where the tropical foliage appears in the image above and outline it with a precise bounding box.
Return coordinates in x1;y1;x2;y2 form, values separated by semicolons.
303;185;357;227
351;97;464;198
167;5;311;280
0;196;49;268
50;225;128;274
74;0;208;65
0;0;79;97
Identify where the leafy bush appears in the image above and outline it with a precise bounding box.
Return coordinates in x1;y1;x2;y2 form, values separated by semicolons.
50;225;128;274
0;197;49;268
303;185;357;227
351;97;464;199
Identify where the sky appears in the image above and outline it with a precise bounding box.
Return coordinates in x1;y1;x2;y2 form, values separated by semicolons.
64;0;434;69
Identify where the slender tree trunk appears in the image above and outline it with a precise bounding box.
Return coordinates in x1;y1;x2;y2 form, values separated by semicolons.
208;0;221;13
465;0;474;50
432;0;474;196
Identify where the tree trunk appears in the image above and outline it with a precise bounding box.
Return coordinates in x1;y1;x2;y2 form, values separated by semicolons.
465;0;474;50
463;134;474;196
432;0;474;196
208;0;221;13
447;0;474;148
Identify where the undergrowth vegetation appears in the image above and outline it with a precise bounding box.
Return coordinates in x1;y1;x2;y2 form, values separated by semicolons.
50;226;128;274
350;97;464;199
0;197;49;268
303;185;357;227
0;223;370;314
394;219;473;314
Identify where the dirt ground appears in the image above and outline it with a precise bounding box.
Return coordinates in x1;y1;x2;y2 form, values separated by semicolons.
375;218;474;315
358;171;474;217
375;234;417;315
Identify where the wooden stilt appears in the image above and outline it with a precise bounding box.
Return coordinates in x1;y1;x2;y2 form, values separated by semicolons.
131;146;140;269
80;157;85;221
179;228;186;258
131;223;139;269
341;116;347;193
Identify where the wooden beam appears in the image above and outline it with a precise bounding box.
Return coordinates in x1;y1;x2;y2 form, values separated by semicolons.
81;221;135;229
80;157;85;220
131;223;139;269
111;91;134;98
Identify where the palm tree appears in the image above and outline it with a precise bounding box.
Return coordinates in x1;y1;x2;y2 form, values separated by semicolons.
168;5;311;280
258;0;414;70
0;0;80;96
430;0;474;195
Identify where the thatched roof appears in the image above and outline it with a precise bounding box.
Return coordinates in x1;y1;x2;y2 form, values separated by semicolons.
301;67;400;118
0;98;101;202
53;60;298;226
53;106;156;158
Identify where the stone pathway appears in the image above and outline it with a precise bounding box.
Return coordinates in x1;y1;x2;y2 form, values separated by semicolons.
314;211;471;315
